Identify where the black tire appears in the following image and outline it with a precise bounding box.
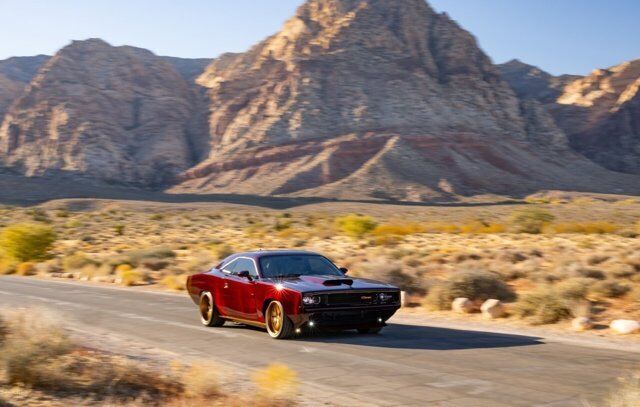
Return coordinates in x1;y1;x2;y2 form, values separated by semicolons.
265;301;294;339
199;292;225;327
357;327;383;334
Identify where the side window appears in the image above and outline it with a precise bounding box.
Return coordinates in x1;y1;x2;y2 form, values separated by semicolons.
235;259;258;278
222;259;238;274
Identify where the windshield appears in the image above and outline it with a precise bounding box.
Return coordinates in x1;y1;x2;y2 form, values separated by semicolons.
259;255;343;279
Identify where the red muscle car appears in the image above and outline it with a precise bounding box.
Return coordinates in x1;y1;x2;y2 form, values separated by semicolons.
187;250;401;339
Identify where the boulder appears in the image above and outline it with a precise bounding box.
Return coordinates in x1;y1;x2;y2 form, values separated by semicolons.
452;298;474;314
571;317;593;332
610;320;640;335
480;299;505;319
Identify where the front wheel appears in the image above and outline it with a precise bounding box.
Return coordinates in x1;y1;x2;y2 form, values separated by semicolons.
265;301;293;339
199;292;225;327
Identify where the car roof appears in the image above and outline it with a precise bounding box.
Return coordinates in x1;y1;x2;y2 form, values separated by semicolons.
229;250;322;261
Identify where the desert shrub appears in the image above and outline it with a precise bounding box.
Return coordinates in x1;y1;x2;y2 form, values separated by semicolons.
117;266;144;286
0;257;18;275
114;224;125;235
386;267;425;295
555;278;592;301
459;221;506;234
586;254;610;266
373;223;425;237
0;309;73;387
112;247;175;268
509;208;555;234
161;274;187;291
547;222;619;234
589;280;631;299
335;214;378;237
424;270;515;310
63;253;97;271
514;289;571;324
0;223;56;262
423;284;450;310
15;262;36;276
180;363;221;398
211;244;234;260
607;371;640;407
253;363;298;401
575;268;606;280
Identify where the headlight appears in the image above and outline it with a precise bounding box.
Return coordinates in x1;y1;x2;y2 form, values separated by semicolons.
302;295;321;306
378;293;394;303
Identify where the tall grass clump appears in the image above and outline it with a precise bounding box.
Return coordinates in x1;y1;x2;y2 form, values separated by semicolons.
509;208;555;234
253;363;299;401
514;288;571;325
335;214;378;238
0;223;56;262
424;270;515;310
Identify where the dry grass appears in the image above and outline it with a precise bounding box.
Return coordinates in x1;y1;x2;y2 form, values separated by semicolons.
0;308;299;406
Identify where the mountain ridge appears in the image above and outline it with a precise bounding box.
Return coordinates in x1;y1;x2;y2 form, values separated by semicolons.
0;0;639;202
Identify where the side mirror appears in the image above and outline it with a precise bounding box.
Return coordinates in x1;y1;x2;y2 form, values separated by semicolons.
237;270;253;281
339;267;349;275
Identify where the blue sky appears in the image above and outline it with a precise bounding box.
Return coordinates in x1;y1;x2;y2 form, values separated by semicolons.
1;0;638;75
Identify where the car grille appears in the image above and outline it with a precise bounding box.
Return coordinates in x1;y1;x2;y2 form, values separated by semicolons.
324;291;399;307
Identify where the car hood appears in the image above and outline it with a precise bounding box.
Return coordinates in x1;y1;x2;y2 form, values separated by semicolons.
264;275;398;292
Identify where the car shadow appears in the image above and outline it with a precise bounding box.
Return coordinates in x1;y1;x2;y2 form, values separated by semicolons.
294;323;543;350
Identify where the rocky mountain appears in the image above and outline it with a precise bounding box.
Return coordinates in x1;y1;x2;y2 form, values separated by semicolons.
498;59;579;103
500;59;640;175
0;55;49;119
0;39;208;186
175;0;638;200
0;0;639;201
161;56;213;82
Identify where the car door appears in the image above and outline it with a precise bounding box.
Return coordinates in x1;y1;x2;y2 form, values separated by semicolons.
220;259;240;315
224;258;259;321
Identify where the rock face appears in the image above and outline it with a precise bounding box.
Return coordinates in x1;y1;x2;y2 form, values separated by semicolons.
175;0;640;200
556;60;640;174
498;59;579;103
500;59;640;175
0;55;49;119
0;39;205;186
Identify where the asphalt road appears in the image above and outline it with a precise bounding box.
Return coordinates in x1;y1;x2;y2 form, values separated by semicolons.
1;276;639;407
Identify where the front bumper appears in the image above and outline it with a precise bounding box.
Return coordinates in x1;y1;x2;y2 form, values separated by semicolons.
290;304;400;330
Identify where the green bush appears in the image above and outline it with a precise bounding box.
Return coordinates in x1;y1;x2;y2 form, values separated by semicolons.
423;270;515;310
514;289;571;324
0;223;56;262
335;214;378;238
509;208;555;234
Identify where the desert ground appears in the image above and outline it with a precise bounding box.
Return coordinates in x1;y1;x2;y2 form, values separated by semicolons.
1;193;640;406
1;192;639;329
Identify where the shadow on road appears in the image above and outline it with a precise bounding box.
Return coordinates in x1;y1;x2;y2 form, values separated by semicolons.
295;323;542;350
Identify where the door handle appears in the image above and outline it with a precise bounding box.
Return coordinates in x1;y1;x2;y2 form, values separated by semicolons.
224;282;229;289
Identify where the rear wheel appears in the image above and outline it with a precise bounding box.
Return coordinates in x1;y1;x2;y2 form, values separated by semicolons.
265;301;293;339
357;327;383;334
199;292;225;327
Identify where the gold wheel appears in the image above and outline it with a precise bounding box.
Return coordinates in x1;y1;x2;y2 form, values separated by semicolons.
199;292;225;327
266;301;292;339
200;294;212;324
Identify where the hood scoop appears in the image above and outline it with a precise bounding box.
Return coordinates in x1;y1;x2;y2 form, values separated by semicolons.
322;278;353;286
